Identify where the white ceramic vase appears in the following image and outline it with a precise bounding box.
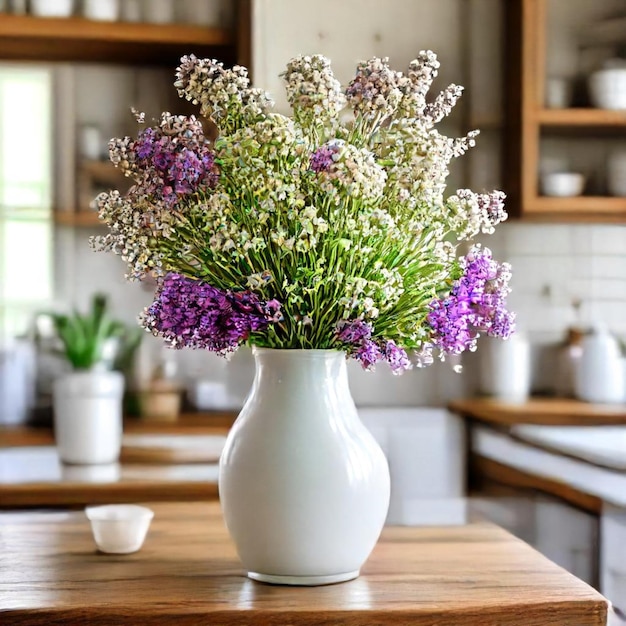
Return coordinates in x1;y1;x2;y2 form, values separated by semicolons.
219;348;390;586
53;369;124;464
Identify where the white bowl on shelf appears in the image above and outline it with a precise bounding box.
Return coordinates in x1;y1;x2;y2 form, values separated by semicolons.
541;172;585;197
589;69;626;110
30;0;74;17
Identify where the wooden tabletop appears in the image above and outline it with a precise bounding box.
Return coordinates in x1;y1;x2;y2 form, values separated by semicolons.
0;502;606;625
449;397;626;426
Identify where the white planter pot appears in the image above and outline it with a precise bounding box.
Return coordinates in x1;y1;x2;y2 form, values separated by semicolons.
53;370;124;465
219;348;390;586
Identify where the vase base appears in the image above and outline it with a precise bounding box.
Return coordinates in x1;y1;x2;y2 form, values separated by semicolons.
247;570;359;586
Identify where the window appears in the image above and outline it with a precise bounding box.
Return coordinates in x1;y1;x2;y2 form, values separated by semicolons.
0;66;53;338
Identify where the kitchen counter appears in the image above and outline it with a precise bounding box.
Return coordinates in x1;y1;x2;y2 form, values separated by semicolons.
0;445;221;508
0;416;233;508
0;410;237;448
450;397;626;513
0;501;607;625
450;397;626;427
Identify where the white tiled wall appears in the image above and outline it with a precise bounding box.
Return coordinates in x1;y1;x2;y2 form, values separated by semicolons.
486;223;626;339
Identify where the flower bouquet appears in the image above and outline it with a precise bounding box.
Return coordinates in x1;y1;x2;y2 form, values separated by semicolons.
92;51;513;374
91;51;514;585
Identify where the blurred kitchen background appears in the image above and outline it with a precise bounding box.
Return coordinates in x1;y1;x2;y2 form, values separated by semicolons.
1;0;626;613
4;0;625;415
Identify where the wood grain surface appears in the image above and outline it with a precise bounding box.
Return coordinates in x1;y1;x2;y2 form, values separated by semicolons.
449;397;626;426
0;502;607;625
0;13;234;66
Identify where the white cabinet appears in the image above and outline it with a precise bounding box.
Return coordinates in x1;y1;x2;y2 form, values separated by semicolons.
533;496;598;587
358;408;466;526
601;504;626;612
470;493;598;586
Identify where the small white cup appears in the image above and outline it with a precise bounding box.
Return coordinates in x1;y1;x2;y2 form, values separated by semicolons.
86;505;154;554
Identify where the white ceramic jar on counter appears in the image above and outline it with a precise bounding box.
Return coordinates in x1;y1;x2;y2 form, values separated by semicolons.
480;334;532;403
575;326;625;404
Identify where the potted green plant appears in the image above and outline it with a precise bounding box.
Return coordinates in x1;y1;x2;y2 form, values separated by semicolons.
49;294;131;465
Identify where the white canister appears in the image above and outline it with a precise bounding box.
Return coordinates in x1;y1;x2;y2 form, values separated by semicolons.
480;334;531;403
575;326;625;404
83;0;119;21
53;370;125;464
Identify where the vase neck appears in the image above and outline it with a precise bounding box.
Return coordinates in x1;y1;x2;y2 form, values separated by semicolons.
244;349;355;425
252;348;347;387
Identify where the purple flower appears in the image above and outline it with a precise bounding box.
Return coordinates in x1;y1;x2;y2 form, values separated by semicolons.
381;340;411;374
310;141;341;172
128;116;219;208
335;319;412;373
336;319;373;343
135;128;157;159
427;246;515;355
141;273;282;353
355;340;383;370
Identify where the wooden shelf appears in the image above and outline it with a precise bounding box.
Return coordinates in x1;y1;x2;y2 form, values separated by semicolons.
538;108;626;129
504;0;626;221
0;14;235;65
55;211;103;227
524;196;626;219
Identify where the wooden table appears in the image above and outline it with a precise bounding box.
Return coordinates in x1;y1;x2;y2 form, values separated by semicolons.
0;502;607;625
